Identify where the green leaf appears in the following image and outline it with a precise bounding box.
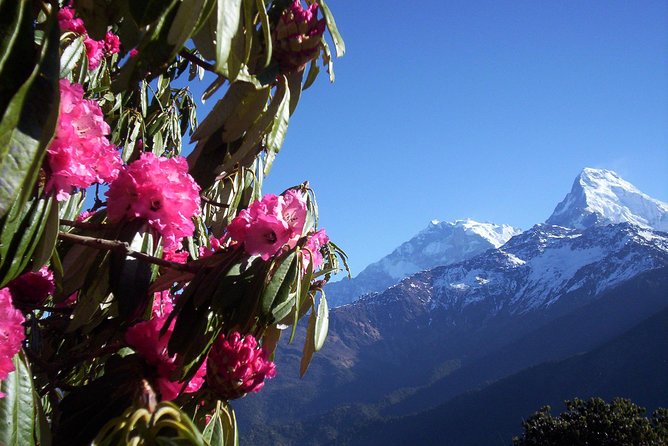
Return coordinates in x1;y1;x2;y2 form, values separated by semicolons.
202;410;224;445
191;81;255;143
0;195;53;286
31;193;59;269
217;76;287;176
255;0;272;68
269;261;298;323
300;306;317;377
221;86;271;143
285;68;303;115
260;251;297;317
0;12;59;220
320;38;335;82
214;0;243;73
262;324;281;357
167;0;211;46
314;293;329;351
0;351;48;446
129;0;175;27
59;36;86;78
0;0;33;118
302;59;320;91
319;0;346;57
191;12;217;61
73;0;118;40
263;76;291;176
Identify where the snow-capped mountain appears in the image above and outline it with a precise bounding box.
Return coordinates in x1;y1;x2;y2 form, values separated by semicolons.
547;167;668;231
326;219;521;307
425;223;668;316
236;169;668;443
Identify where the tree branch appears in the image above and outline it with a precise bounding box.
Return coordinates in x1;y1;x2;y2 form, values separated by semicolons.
200;195;230;208
58;232;198;273
60;219;109;230
179;49;216;72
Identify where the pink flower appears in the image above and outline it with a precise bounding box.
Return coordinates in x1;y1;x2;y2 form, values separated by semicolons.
125;301;206;401
103;31;121;55
303;229;329;272
76;210;96;222
46;79;122;201
0;288;25;398
58;7;86;34
206;332;276;400
281;189;308;241
151;290;174;318
129;48;139;58
84;37;105;69
273;0;326;71
243;213;291;261
106;153;201;250
58;6;121;69
6;267;55;309
163;247;189;265
226;190;307;260
198;235;226;258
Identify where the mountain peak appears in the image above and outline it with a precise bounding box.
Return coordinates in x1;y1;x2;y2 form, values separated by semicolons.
547;168;668;231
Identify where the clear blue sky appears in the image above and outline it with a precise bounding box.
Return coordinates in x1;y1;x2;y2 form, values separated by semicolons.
193;1;668;276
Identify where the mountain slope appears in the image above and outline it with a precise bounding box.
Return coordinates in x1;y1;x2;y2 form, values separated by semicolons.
240;271;668;446
326;219;520;307
547;168;668;231
342;305;668;446
235;224;668;439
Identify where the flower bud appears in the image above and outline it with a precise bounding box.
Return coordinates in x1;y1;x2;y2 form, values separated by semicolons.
206;332;276;400
272;0;326;72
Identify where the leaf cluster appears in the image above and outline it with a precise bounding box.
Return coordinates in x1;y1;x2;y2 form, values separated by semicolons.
0;0;347;444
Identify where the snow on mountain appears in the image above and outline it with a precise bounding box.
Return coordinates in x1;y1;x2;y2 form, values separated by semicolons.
326;219;522;307
547;167;668;231
386;223;668;317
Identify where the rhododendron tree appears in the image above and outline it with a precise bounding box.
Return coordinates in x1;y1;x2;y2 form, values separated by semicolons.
0;0;346;444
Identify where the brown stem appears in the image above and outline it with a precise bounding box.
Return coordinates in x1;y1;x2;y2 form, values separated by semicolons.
179;49;216;72
200;195;230;208
60;219;109;230
58;232;198;273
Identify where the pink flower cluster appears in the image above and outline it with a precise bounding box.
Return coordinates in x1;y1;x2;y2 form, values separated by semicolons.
206;332;276;400
227;190;307;260
303;229;329;272
6;266;55;310
46;79;122;201
106;153;201;250
58;7;120;69
0;289;25;398
125;292;206;401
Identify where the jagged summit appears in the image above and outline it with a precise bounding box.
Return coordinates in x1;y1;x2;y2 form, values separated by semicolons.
547;168;668;231
325;218;521;307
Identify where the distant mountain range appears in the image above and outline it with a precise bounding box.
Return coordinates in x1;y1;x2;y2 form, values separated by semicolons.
327;219;521;307
234;168;668;445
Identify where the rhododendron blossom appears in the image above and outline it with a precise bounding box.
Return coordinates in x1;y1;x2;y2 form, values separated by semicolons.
163;247;189;265
0;288;25;398
227;190;307;260
106;153;201;250
125;295;206;401
58;6;120;69
46;79;121;201
206;332;276;400
303;229;329;272
7;266;55;309
57;7;86;34
103;32;121;54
